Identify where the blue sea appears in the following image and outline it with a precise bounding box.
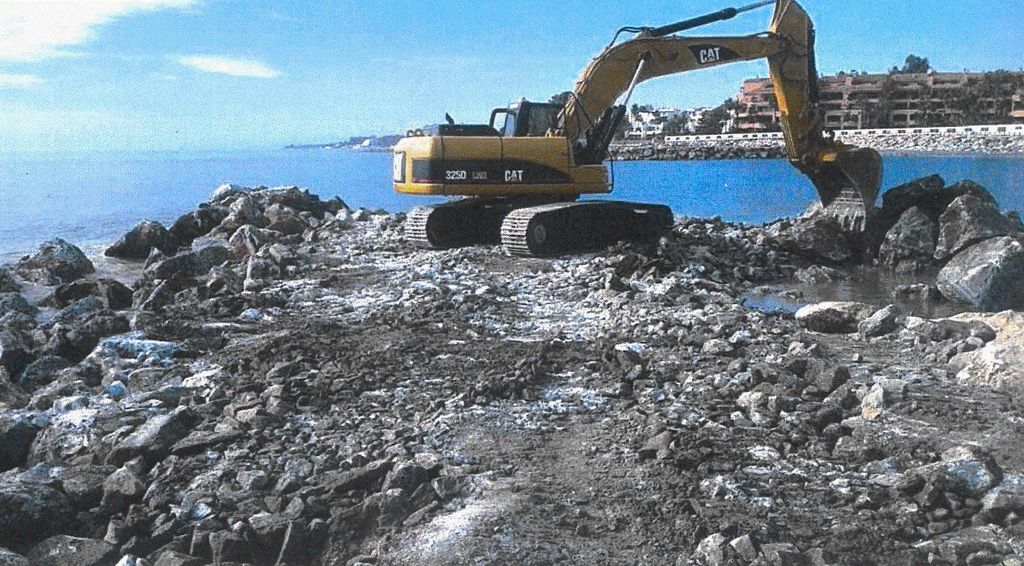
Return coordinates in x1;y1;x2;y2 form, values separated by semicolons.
1;149;1022;261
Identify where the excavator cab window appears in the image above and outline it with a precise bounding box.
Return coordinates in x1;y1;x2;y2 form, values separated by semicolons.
490;101;560;137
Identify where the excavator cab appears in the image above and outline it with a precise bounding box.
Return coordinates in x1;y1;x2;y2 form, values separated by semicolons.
490;100;561;137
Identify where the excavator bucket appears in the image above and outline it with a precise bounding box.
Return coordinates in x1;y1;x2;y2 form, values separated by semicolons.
805;147;882;232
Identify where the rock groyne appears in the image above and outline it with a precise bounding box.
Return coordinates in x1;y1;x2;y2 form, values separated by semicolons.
0;180;1022;564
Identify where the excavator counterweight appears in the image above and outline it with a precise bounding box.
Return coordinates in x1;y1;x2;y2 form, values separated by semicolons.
394;0;882;256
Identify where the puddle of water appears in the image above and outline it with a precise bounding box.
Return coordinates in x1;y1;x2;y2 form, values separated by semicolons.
741;266;972;319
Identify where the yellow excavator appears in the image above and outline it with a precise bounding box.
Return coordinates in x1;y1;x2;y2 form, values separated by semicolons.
393;0;882;256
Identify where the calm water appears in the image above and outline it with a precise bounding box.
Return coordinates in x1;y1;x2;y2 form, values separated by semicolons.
1;149;1022;260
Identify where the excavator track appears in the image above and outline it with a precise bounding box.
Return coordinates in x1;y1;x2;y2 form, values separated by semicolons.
406;198;560;250
501;201;673;257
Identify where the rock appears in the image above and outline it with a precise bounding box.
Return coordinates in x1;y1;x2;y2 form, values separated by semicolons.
878;207;937;270
382;461;429;492
980;473;1024;523
14;239;94;285
44;279;133;310
0;325;35;378
880;175;947;217
100;466;146;514
168;205;228;246
859;304;902;338
107;408;193;465
775;214;853;264
760;542;802;565
796;301;875;333
861;383;887;420
0;293;36;318
45;311;130;364
935;193;1021;261
211;182;249;202
693;532;727;565
20;356;74;398
152;550;202;566
948;311;1024;392
267;215;308;236
227;225;277;258
0;480;73;547
104;221;177;259
729;534;758;561
937;236;1024;311
26;535;117;566
0;414;41;472
701;338;734;356
52;465;112;510
146;243;231;280
208;530;250;564
0;267;20;293
939;446;1001;499
236;469;270;491
0;548;28;566
880;177;992;221
639;430;673;460
0;373;28;411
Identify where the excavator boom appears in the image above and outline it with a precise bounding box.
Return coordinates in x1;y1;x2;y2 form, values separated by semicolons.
559;0;881;229
393;0;882;255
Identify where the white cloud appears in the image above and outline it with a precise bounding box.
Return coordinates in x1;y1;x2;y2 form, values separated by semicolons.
0;0;195;61
177;55;281;78
0;73;42;87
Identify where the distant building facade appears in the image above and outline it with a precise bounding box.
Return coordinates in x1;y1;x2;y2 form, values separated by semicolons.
625;106;687;139
735;71;1024;131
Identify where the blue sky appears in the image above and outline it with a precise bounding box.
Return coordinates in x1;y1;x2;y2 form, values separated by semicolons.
1;0;1021;152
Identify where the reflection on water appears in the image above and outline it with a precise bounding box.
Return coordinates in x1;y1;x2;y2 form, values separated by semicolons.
741;266;971;319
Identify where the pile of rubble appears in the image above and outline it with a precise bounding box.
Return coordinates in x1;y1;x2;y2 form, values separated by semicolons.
0;179;1021;565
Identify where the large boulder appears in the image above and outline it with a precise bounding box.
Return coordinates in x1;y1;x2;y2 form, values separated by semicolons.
221;194;268;231
107;407;193;465
0;480;73;548
16;355;71;392
0;267;20;293
168;205;228;246
25;535;117;566
858;304;902;338
878;207;937;271
228;225;277;258
880;177;993;221
795;301;875;333
14;239;94;285
773;214;853;264
937;236;1024;311
0;549;28;565
146;243;231;280
934;193;1021;261
99;465;145;514
104;220;178;259
43;311;130;364
0;325;35;378
949;311;1024;392
0;414;41;472
879;175;946;217
0;294;36;319
42;279;132;310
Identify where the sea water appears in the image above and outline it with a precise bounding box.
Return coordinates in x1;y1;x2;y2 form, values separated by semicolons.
1;149;1021;261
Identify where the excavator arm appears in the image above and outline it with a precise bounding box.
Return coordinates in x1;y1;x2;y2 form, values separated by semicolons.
558;0;882;229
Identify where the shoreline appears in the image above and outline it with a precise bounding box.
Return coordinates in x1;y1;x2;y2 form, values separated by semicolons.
0;180;1022;563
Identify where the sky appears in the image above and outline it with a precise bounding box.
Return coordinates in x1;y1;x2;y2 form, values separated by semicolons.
0;0;1022;152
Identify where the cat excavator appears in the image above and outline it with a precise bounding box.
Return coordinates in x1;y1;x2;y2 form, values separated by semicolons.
392;0;882;257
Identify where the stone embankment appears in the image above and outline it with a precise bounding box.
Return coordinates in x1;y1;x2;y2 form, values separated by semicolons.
0;179;1022;565
610;131;1024;161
